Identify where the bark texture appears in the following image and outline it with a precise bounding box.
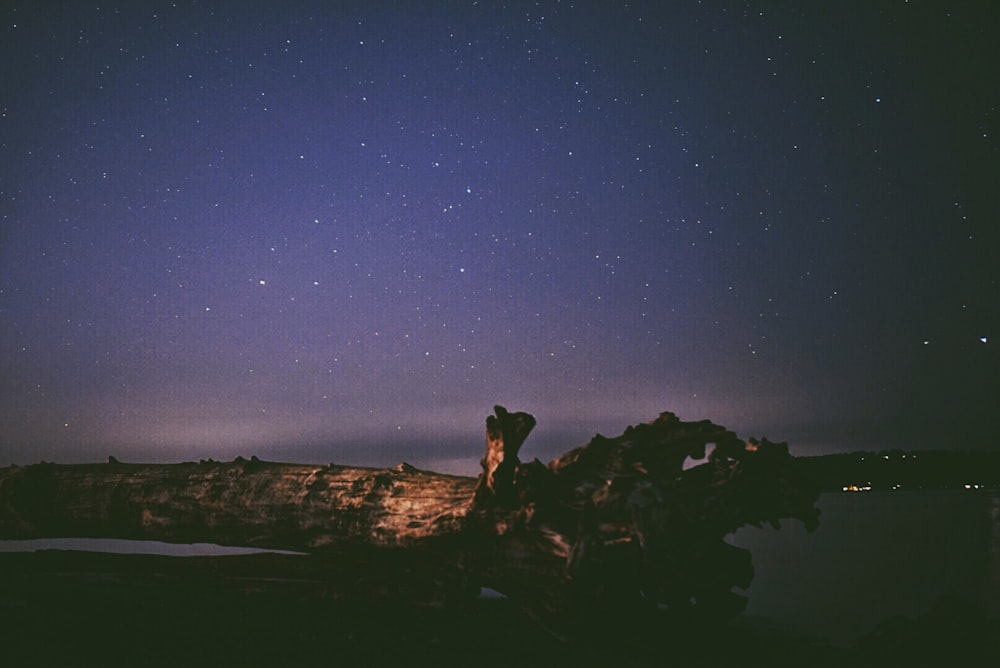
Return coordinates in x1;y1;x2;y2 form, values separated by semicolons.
0;406;820;628
0;458;475;551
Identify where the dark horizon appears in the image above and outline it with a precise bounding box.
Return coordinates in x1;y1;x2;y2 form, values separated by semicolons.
7;421;999;480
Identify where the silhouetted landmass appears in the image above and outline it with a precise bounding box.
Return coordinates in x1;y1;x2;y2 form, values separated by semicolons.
795;450;1000;492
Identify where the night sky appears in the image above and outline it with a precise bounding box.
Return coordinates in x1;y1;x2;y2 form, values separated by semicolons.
2;1;997;473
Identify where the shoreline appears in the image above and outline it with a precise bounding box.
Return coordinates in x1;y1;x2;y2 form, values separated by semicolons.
1;547;996;667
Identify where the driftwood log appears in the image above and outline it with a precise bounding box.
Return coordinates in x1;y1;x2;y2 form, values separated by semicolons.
0;407;820;632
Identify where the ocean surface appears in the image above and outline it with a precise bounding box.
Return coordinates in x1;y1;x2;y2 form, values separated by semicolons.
728;489;1000;644
1;490;996;646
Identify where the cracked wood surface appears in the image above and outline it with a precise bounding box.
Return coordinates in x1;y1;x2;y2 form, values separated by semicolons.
0;406;821;627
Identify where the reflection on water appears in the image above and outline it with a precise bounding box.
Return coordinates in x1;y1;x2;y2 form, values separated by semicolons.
728;490;999;645
1;491;996;646
0;537;303;556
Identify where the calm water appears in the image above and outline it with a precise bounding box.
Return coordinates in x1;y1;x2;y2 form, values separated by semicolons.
728;490;1000;644
0;537;302;556
1;490;996;645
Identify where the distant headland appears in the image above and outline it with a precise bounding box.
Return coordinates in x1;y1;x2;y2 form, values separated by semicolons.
795;450;1000;492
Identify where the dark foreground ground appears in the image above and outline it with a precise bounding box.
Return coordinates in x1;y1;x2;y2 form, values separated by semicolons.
1;550;996;668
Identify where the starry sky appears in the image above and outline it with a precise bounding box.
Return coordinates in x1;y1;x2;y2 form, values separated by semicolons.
1;1;997;473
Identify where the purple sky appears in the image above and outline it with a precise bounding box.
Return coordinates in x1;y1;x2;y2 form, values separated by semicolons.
2;2;997;473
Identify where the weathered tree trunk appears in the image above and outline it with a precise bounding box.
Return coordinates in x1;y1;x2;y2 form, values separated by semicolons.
0;407;820;629
0;457;476;551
